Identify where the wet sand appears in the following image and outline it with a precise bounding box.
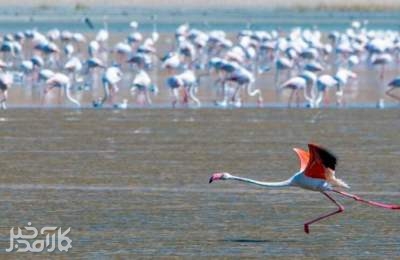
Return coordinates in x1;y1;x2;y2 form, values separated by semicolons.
0;108;398;257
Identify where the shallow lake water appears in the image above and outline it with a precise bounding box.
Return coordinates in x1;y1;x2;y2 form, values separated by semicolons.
0;7;399;33
0;108;398;258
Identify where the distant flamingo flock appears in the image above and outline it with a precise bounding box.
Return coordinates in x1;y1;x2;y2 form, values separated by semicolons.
0;18;400;109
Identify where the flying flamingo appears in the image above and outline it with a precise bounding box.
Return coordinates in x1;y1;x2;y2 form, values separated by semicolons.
209;143;399;233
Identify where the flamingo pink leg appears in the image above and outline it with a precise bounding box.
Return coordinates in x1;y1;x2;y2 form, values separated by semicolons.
333;190;400;210
304;192;344;234
182;88;190;106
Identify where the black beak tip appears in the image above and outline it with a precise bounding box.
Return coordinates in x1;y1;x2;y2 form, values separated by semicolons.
209;177;213;183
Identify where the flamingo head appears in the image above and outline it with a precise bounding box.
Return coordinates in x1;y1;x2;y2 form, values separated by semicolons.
209;172;232;183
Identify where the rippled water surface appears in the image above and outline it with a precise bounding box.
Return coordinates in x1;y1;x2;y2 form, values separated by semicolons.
0;108;398;258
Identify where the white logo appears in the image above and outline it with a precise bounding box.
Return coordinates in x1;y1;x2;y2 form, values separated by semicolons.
6;222;72;253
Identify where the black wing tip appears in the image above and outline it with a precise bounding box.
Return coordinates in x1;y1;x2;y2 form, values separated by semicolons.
308;143;337;170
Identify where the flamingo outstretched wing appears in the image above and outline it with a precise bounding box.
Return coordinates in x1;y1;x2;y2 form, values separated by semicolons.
298;143;348;188
293;148;309;172
294;144;338;179
304;143;337;180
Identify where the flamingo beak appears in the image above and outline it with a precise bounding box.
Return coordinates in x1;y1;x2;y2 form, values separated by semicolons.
209;173;224;183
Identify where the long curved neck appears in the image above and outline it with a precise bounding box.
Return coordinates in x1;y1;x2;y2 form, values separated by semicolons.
228;175;292;188
65;84;80;107
303;83;314;103
101;81;110;104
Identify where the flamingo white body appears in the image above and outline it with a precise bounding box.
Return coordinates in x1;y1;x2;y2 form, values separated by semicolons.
104;66;122;85
115;42;132;54
60;30;73;42
222;65;262;107
162;53;181;72
128;32;143;46
20;60;34;83
96;29;109;43
371;53;392;66
0;73;13;109
132;70;151;88
280;76;308;107
304;61;324;72
371;53;393;108
178;69;201;107
167;69;200;108
114;42;132;66
274;57;293;90
210;143;400;233
64;57;83;83
0;59;7;71
138;39;156;54
87;57;104;69
64;57;82;72
38;69;54;82
96;19;109;63
72;33;86;44
88;41;100;58
314;74;339;107
47;29;60;42
45;73;80;107
334;68;357;106
64;44;74;59
131;70;153;105
93;66;123;107
179;40;196;62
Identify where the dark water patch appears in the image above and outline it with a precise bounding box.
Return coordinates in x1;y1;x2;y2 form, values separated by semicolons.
223;238;298;243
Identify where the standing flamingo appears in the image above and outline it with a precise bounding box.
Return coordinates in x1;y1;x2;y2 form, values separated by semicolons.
334;68;357;107
130;69;153;105
371;53;392;108
274;56;293;89
166;69;200;108
209;143;399;233
93;66;122;107
315;74;339;107
44;73;80;107
0;73;13;109
280;76;307;107
64;57;83;87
